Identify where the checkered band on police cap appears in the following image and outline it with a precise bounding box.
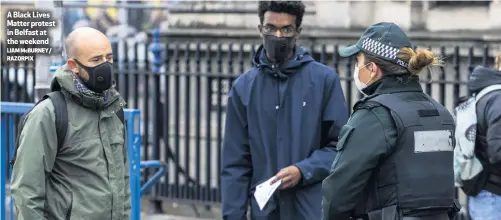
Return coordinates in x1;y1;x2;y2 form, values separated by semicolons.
361;38;409;68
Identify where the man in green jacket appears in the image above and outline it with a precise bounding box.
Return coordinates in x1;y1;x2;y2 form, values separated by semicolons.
10;27;131;220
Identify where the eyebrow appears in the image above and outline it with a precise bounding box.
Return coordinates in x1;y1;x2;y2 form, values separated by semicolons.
264;24;295;29
88;53;113;60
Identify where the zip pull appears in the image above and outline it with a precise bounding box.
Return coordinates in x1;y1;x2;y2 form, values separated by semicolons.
272;63;283;79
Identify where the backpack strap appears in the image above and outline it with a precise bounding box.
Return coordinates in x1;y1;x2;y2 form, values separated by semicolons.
475;84;501;103
9;91;68;170
45;91;68;150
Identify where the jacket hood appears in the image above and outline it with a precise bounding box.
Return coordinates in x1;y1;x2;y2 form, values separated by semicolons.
51;64;124;110
252;44;314;77
468;65;501;94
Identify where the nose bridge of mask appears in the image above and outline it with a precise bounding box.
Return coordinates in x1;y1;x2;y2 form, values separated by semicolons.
74;59;107;76
76;60;111;76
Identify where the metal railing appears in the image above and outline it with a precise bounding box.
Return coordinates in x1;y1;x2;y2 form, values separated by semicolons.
2;38;497;218
0;102;167;220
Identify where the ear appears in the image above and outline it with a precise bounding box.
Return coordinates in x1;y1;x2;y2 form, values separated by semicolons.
370;63;384;79
67;59;79;74
258;25;264;38
369;62;378;78
295;27;302;41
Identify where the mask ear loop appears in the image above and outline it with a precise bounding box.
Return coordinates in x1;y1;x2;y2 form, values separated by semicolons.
363;62;375;85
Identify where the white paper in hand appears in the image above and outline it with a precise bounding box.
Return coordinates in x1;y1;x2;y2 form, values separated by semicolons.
253;177;282;210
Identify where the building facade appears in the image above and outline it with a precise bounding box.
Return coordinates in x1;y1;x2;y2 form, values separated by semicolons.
167;0;501;32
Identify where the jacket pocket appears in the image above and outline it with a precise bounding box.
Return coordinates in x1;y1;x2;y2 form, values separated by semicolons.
110;134;125;146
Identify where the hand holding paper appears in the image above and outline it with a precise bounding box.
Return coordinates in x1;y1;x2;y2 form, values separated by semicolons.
271;165;302;189
253;176;282;210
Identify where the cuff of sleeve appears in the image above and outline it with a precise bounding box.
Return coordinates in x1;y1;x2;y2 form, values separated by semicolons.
294;161;313;186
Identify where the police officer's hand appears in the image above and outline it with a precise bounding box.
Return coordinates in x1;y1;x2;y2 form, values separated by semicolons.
271;165;302;189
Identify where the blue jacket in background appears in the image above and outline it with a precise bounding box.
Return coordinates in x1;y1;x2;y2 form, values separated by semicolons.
220;44;349;220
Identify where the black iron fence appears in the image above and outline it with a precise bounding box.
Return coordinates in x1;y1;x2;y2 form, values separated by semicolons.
1;41;498;209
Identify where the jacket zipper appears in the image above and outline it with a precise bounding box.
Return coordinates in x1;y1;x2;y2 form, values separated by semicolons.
273;64;280;112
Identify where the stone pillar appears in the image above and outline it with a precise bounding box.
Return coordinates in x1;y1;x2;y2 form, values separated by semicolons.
489;0;501;30
314;0;351;29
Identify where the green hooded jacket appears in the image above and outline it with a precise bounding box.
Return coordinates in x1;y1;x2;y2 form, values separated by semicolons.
10;64;131;220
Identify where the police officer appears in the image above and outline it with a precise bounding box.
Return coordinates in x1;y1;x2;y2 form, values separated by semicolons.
321;22;460;220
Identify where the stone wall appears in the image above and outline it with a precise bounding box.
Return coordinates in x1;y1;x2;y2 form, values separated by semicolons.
166;0;501;32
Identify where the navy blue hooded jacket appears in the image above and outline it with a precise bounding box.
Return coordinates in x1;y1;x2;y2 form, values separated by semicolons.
220;45;349;220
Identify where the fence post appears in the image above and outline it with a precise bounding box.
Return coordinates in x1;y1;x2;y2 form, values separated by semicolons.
146;27;165;214
148;28;164;73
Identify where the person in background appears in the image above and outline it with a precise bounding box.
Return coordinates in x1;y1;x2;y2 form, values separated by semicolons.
464;52;501;219
10;27;130;220
322;22;459;220
220;1;349;219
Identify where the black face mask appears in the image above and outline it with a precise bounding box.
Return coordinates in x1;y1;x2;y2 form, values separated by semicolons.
74;59;114;93
263;35;295;64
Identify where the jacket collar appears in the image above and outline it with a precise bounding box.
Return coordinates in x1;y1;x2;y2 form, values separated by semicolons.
353;74;423;111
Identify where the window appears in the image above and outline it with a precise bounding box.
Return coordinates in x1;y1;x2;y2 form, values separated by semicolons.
430;1;492;8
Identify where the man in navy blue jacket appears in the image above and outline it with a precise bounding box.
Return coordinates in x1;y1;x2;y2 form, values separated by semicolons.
220;1;349;219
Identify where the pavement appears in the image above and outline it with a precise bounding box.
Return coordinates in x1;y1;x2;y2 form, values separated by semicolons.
140;214;216;220
140;198;222;220
4;186;469;220
4;183;221;220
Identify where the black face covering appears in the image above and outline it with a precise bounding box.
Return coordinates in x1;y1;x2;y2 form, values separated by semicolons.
263;35;295;64
74;59;113;93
